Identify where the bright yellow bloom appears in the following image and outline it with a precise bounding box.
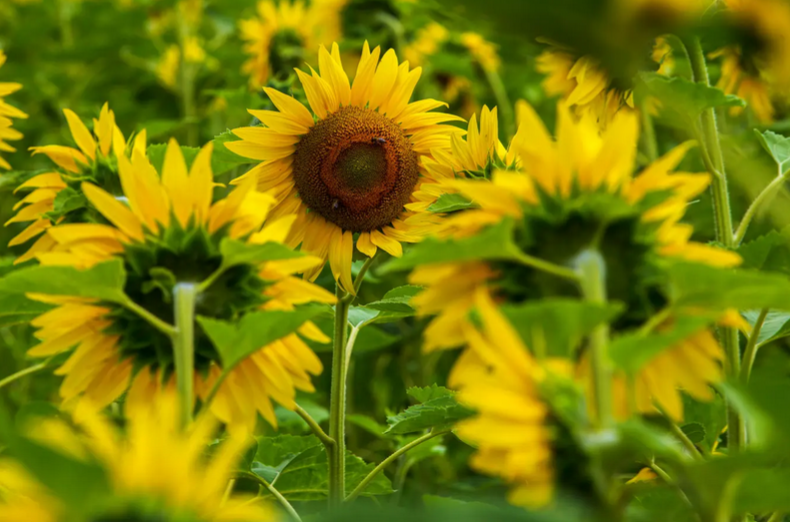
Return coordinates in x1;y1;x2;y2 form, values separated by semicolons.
404;22;449;67
711;47;775;123
0;395;273;521
240;0;346;88
7;103;146;264
23;140;336;429
410;100;741;421
454;289;553;507
156;44;181;89
536;47;633;128
461;32;501;73
228;42;463;293
0;50;27;170
653;37;675;76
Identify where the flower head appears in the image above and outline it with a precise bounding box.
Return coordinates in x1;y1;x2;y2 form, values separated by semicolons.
0;50;27;170
228;42;463;292
24;139;336;429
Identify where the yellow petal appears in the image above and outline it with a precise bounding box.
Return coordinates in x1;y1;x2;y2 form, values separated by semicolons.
63;109;97;161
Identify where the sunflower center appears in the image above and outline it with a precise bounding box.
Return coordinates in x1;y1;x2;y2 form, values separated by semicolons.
292;105;420;232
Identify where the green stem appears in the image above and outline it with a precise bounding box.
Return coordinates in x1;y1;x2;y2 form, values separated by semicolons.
686;36;744;459
741;308;769;384
235;471;302;522
0;360;50;390
346;256;375;301
576;251;612;428
483;67;516;139
177;17;198;146
328;283;350;508
295;403;335;449
734;173;788;246
345;430;450;502
648;461;674;485
173;283;197;427
122;297;176;337
665;413;704;460
515;252;579;282
641;105;659;162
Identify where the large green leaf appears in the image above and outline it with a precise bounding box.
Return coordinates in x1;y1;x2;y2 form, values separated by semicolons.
736;229;790;274
636;72;744;132
219;238;305;269
0;259;128;304
667;262;790;311
743;310;790;346
755;129;790;174
0;293;52;327
501;299;623;358
681;393;726;452
386;385;472;435
380;219;524;273
198;306;327;371
252;434;392;500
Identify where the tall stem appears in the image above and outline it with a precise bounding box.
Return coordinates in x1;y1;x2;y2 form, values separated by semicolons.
685;36;744;455
173;283;197;427
328;284;350;507
577;251;612;428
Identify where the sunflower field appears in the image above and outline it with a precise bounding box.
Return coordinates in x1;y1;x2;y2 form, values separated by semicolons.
6;0;790;521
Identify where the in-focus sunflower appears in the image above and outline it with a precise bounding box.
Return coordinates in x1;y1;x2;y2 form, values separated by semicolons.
536;45;634;129
0;50;27;170
6;104;146;264
240;0;345;88
409;101;741;420
710;0;790;123
0;395;272;521
228;42;463;292
23;140;335;429
453;288;553;508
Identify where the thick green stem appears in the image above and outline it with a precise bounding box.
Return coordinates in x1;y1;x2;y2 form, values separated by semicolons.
173;283;197;427
741;308;769;384
734;173;788;246
686;36;744;459
345;430;450;502
328;284;350;507
577;251;612;428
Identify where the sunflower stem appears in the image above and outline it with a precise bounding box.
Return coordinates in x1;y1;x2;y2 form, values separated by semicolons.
344;429;450;503
235;471;302;522
576;250;612;428
0;359;52;391
686;36;745;459
734;171;788;246
741;308;769;384
295;403;335;449
173;283;197;428
122;297;177;337
515;252;579;282
328;283;351;508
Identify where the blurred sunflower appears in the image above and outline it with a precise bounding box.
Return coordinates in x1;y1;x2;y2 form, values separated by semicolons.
409;100;741;420
23;140;335;429
0;395;272;521
6;104;146;264
403;22;449;67
0;50;27;170
228;42;463;292
240;0;345;88
710;0;790;123
453;288;553;508
460;32;501;73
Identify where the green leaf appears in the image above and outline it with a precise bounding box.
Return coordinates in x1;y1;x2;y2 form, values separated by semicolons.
610;315;714;373
252;434;392;500
743;310;790;346
386;385;473;434
682;393;726;451
0;259;128;304
636;72;744;131
219;238;304;269
428;193;474;213
354;285;421;324
380;219;524;273
198;306;327;372
0;293;52;327
212;129;257;175
680;422;705;444
501;299;623;358
736;229;790;274
667;262;790;311
755;129;790;173
347;414;389;438
47;186;87;218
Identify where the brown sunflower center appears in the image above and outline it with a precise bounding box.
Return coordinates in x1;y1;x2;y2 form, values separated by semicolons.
292;105;420;232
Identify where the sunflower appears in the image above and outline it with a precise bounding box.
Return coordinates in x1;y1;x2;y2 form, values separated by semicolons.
0;394;272;521
453;288;553;507
710;0;790;123
0;50;27;170
240;0;345;88
409;100;741;420
536;45;634;129
227;42;463;292
403;22;450;67
6;103;146;264
460;32;501;73
23;139;336;430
